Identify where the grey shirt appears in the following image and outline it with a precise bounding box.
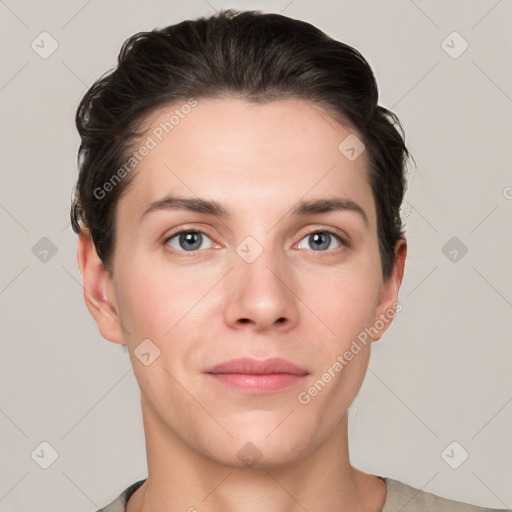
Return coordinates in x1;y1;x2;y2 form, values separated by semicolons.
95;476;510;511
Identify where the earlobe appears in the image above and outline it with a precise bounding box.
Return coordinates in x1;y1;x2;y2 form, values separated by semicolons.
77;229;126;345
372;238;407;342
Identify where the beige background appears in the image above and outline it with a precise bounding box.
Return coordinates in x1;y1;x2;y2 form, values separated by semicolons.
1;0;511;510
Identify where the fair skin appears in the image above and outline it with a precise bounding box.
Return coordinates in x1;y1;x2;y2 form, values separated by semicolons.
78;97;406;512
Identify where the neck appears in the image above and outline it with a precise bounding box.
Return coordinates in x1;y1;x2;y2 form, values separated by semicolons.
127;394;386;512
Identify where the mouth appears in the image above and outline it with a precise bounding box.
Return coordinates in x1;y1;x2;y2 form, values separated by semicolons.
204;357;309;394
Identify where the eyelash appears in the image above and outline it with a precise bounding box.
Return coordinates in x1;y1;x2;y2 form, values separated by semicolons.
163;227;348;256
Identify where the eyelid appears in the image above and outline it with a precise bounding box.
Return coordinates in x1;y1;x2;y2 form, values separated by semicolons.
163;227;217;250
299;225;349;244
163;223;216;241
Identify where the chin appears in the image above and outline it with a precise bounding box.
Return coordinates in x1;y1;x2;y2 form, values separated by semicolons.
206;430;313;471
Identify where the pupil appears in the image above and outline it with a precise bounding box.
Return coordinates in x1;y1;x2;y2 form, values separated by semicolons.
311;232;329;250
180;232;201;251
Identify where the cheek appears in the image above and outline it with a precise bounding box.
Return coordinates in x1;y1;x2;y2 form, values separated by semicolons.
113;255;180;340
113;250;221;346
297;271;378;416
302;265;380;345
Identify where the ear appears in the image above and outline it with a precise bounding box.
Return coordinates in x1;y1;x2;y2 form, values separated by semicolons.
371;238;407;342
77;228;126;345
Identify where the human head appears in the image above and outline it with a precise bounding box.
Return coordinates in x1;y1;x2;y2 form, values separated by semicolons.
72;9;409;472
70;8;410;281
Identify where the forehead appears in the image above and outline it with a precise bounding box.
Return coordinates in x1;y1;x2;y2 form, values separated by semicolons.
117;97;376;228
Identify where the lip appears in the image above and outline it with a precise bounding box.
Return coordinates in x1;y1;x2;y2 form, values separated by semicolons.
206;357;308;375
204;357;309;394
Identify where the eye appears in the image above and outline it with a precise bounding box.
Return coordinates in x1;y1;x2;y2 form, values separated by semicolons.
163;228;346;255
296;229;345;251
165;230;214;252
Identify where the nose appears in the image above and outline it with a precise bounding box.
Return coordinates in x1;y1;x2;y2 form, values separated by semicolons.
223;244;300;333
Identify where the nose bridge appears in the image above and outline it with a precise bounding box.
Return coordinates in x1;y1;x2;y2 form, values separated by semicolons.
223;232;298;330
236;233;289;300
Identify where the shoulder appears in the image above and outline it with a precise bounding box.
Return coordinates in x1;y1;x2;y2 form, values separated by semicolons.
381;477;510;512
94;479;146;512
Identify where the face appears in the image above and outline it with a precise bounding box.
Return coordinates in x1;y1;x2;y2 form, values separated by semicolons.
88;97;404;468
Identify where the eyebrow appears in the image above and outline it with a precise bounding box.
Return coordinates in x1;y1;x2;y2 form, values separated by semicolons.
139;194;369;227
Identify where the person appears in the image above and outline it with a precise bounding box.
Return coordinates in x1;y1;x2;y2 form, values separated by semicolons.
70;9;509;512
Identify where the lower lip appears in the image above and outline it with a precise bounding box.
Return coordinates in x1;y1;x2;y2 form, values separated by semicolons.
205;373;307;393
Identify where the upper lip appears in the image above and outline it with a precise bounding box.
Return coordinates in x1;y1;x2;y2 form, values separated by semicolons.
205;357;308;375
